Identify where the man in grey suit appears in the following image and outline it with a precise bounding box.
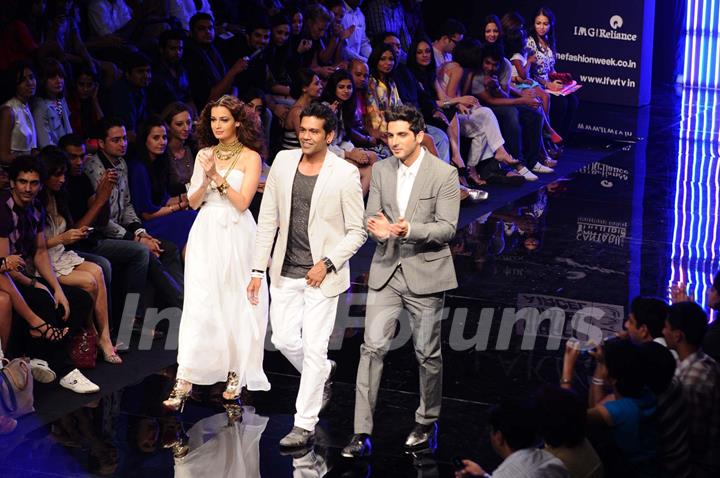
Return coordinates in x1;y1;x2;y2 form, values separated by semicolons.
248;103;367;450
342;105;460;457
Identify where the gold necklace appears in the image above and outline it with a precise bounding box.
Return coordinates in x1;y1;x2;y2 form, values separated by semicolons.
213;141;244;161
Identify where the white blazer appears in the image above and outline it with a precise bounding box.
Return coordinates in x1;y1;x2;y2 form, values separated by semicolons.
252;149;367;297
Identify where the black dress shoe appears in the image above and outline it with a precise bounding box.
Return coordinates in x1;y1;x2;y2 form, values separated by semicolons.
341;433;372;458
404;422;437;451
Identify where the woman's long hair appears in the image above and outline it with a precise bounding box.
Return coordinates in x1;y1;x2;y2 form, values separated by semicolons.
368;44;397;84
481;14;503;45
135;116;170;205
196;95;266;157
319;68;357;138
529;6;557;52
161;101;197;152
39;145;73;226
406;36;437;94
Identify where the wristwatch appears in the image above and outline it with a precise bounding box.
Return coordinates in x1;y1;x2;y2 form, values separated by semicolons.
322;257;335;273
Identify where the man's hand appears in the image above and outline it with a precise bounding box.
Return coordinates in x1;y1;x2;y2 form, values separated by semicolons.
96;169;118;201
138;235;163;257
367;211;392;239
230;57;249;75
455;459;486;477
389;217;409;238
340;24;356;40
54;289;70;321
305;261;327;288
247;277;262;305
670;282;694;303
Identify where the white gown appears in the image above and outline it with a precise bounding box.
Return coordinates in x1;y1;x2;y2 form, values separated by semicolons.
177;156;270;390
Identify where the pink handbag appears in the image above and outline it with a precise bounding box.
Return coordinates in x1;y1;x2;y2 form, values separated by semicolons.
0;357;35;418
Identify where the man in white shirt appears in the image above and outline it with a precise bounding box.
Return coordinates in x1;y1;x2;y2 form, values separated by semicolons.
456;401;570;478
341;1;372;62
431;18;466;70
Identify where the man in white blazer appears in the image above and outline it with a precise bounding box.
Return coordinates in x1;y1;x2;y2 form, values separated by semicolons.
248;103;367;449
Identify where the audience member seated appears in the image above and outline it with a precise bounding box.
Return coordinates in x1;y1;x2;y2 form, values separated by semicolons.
0;61;38;165
294;3;348;78
86;0;135;41
467;43;554;177
266;14;293;102
347;58;379;149
219;16;274;97
104;52;152;141
640;341;692;478
364;0;411;55
526;7;578;142
431;18;465;68
319;69;377;195
39;146;121;364
0;156;99;394
67;64;104;141
84;118;184;310
501;12;561;147
281;68;324;150
128;117;197;254
0;1;38;71
562;338;659;477
169;0;213;31
161;102;197;196
183;13;246;109
239;88;272;148
436;40;529;186
149;29;195;115
32;58;73;148
455;399;570;478
365;44;441;159
58;133;150;324
338;0;372;63
663;302;720;477
535;385;604;478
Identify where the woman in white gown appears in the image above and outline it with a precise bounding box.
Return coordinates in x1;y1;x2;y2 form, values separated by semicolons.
164;95;270;411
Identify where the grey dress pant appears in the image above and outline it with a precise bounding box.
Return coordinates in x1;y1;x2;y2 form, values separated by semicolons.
353;266;445;435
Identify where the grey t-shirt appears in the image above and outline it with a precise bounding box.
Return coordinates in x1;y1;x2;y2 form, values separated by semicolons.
281;168;318;279
470;57;513;95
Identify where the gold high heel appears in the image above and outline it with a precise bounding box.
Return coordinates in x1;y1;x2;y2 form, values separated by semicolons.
223;402;244;426
222;371;241;400
163;380;192;412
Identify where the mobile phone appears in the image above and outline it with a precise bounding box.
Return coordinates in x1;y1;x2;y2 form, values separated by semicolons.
451;456;465;470
86;227;95;233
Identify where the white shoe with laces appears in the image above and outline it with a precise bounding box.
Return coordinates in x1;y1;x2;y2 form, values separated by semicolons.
59;369;100;394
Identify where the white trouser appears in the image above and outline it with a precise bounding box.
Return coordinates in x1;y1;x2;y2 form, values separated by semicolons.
270;276;339;431
459;106;505;167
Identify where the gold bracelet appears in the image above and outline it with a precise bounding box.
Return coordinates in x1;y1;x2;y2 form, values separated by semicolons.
217;181;229;196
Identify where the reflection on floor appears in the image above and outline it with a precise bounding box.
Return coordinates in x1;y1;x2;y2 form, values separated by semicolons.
2;86;719;477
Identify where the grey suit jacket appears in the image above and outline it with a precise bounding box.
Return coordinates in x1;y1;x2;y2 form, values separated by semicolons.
365;151;460;295
253;149;367;298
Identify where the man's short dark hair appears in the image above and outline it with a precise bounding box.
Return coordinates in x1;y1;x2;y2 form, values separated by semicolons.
247;14;271;33
95;117;126;141
668;301;709;346
630;297;669;338
124;52;151;73
10;155;47;182
190;12;214;31
435;18;466;40
489;399;538;451
604;338;646;398
300;102;337;135
535;385;586;448
481;42;505;63
58;133;85;150
641;341;677;395
384;105;425;135
159;29;187;49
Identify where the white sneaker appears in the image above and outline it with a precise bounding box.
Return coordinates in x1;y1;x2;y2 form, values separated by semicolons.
29;358;56;383
517;166;539;181
531;163;555;174
59;369;100;394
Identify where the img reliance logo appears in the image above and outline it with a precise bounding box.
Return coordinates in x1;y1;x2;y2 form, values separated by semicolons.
574;15;637;42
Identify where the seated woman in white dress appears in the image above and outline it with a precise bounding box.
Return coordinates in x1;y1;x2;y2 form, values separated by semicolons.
164;95;270;411
40;146;121;364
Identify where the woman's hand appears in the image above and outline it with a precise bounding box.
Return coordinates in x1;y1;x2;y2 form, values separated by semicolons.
546;80;564;91
61;228;89;245
199;151;218;182
1;254;25;273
